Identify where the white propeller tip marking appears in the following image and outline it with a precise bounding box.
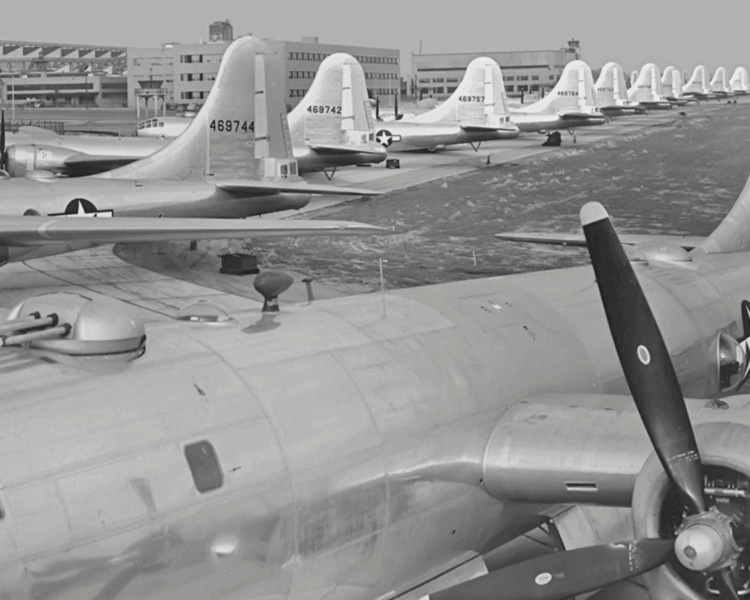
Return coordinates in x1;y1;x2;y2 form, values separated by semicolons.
580;202;609;226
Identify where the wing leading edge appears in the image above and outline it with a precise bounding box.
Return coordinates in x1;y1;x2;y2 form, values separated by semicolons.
0;216;389;246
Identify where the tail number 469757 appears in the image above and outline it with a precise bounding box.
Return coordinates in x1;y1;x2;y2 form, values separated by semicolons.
209;119;255;133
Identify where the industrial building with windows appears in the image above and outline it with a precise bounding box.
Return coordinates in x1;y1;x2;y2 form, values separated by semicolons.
0;40;128;107
127;22;400;112
412;40;582;99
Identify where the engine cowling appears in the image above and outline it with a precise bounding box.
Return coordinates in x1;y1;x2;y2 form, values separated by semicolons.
5;144;73;177
633;422;750;599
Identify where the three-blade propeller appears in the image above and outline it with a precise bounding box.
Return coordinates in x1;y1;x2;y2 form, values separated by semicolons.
434;202;743;600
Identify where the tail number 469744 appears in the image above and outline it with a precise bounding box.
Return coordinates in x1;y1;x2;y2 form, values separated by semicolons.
209;119;254;133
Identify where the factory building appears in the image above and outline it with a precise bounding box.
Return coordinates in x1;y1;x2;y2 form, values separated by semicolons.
127;29;400;112
0;40;128;107
413;40;581;99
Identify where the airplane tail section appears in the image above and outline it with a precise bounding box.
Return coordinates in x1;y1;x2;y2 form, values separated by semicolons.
97;36;262;181
627;63;666;103
731;67;750;93
520;60;598;115
710;66;730;94
596;62;638;109
661;66;684;98
696;170;750;254
288;53;374;148
683;65;710;95
407;57;512;127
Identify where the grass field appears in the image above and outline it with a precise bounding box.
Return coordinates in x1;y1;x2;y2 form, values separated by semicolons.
235;103;750;292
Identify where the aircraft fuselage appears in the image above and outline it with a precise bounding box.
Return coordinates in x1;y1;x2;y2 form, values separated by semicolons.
1;250;749;599
374;122;518;152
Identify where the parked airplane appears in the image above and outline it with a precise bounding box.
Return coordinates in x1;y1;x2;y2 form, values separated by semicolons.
594;62;643;115
661;66;696;106
627;63;673;110
4;160;750;599
710;66;734;98
730;67;750;95
683;65;717;100
0;127;166;177
131;53;387;177
0;36;376;218
510;60;607;140
286;52;386;176
371;56;520;152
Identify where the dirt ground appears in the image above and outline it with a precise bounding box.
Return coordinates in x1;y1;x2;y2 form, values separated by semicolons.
119;103;750;295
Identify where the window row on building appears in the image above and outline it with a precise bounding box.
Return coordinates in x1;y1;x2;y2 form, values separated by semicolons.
353;55;398;65
180;91;208;100
288;52;330;61
290;71;316;79
180;73;216;82
287;51;397;65
365;72;398;80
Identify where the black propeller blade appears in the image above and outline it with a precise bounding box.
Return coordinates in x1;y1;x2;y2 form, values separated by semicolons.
580;201;706;515
431;540;673;600
581;201;743;598
0;109;6;171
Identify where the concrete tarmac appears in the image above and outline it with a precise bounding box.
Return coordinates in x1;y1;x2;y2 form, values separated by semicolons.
0;100;740;318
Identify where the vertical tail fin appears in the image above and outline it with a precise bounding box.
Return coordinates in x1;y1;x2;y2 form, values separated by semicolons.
683;65;710;95
595;62;629;106
710;67;730;94
627;63;665;102
661;66;682;97
520;60;598;115
288;53;373;147
696;171;750;254
731;67;750;93
407;57;511;126
97;36;262;181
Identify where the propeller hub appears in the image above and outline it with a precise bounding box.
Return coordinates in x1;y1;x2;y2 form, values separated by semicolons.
675;509;739;572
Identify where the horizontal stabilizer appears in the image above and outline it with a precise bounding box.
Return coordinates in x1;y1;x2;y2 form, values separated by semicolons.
63;154;141;175
215;179;381;196
459;124;508;132
307;142;385;157
16;126;57;137
0;215;389;247
559;111;605;120
495;231;705;250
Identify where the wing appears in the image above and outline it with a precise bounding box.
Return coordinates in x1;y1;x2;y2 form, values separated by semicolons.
495;231;705;251
0;215;388;247
215;179;381;196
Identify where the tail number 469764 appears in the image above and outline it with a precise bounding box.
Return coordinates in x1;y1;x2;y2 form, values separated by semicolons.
209;119;254;133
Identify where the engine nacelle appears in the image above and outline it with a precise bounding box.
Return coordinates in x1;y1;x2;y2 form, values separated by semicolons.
5;144;73;177
633;422;750;599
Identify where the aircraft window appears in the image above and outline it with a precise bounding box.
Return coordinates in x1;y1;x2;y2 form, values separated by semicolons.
185;441;223;493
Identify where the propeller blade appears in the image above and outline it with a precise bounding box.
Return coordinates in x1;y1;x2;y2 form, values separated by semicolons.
431;539;673;600
711;567;741;600
580;202;706;514
0;109;6;170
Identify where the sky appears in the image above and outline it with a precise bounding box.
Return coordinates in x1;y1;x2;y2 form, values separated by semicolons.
3;0;748;75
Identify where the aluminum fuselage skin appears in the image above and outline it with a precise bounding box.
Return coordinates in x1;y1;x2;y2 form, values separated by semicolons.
0;253;748;599
374;122;519;152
